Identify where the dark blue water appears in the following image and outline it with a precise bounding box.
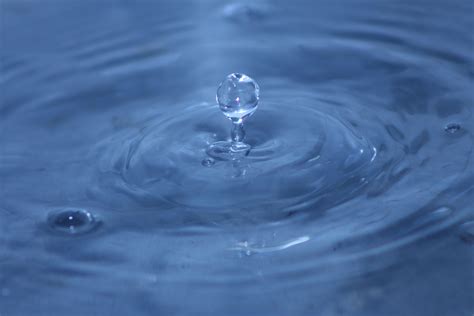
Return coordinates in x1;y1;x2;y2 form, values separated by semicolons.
1;1;473;315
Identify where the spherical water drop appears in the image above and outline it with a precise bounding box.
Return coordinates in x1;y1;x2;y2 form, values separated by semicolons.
216;73;259;122
47;209;99;235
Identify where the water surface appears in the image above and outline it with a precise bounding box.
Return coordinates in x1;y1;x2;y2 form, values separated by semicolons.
0;0;473;315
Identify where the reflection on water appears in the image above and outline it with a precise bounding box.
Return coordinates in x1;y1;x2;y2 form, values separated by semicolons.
0;0;473;315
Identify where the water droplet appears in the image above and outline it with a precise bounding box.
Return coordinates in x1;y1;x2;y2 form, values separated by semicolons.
201;157;215;167
216;73;259;122
459;221;474;244
47;209;99;235
208;73;259;161
444;123;461;134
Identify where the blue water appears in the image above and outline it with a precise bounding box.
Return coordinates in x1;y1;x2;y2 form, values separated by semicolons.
1;1;473;315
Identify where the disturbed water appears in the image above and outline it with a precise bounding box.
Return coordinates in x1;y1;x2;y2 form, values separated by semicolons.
0;0;473;315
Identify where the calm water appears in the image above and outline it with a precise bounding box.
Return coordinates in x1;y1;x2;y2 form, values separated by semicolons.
1;1;473;315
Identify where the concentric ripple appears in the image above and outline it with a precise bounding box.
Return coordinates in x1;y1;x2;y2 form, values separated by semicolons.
91;88;382;223
1;0;473;315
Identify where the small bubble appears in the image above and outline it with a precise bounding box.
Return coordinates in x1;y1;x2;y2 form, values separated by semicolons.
459;221;474;244
47;209;99;235
201;158;215;167
444;123;461;134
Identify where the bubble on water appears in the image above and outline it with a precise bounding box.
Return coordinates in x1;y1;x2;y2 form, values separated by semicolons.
47;209;100;235
459;221;474;244
201;157;215;167
444;123;461;134
216;73;259;122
